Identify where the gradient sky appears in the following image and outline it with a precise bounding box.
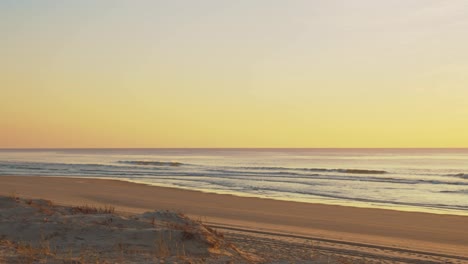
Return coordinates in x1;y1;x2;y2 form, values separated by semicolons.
1;0;468;148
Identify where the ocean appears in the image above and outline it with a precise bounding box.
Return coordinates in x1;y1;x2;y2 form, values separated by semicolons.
1;148;467;215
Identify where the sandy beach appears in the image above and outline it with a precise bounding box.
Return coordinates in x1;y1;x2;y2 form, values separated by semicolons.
4;0;468;262
1;175;468;263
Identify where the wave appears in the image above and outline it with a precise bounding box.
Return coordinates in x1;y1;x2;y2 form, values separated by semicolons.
135;176;468;211
340;169;387;174
0;161;173;174
117;160;185;167
117;162;388;174
440;189;468;194
239;166;387;174
446;173;468;179
2;161;468;186
173;172;468;186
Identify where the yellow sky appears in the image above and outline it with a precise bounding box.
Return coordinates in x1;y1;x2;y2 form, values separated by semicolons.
1;1;468;148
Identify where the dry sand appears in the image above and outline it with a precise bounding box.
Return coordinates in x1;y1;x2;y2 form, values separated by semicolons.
1;176;468;263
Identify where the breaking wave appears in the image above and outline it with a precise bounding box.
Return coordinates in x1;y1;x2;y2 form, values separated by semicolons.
239;166;387;174
447;173;468;179
440;189;468;194
115;162;388;174
118;160;186;167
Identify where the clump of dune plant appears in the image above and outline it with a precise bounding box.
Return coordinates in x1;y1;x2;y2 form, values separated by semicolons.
71;204;115;214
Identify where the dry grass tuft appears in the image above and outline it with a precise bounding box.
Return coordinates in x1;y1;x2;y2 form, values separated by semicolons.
71;205;115;214
181;230;195;240
9;191;19;202
38;206;54;216
44;200;53;207
155;236;170;257
203;224;224;239
3;240;56;264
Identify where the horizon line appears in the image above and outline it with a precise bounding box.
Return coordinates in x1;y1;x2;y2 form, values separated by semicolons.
1;147;468;150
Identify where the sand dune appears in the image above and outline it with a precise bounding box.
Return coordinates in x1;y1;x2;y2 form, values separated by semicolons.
0;196;259;263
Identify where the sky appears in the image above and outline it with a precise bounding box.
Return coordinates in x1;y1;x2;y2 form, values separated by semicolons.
1;0;468;148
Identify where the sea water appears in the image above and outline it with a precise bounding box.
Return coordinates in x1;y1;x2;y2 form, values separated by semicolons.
1;148;467;215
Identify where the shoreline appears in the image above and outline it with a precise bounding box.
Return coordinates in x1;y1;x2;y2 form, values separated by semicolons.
5;174;467;217
1;175;467;257
123;178;468;217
